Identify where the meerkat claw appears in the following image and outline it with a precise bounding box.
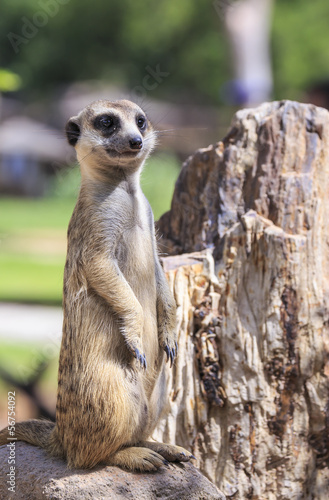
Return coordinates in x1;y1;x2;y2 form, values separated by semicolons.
164;345;170;363
134;348;147;370
169;349;174;367
142;354;147;370
163;345;177;367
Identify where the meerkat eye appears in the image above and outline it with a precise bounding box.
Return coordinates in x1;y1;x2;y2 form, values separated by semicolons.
137;116;146;130
99;116;114;128
94;114;118;133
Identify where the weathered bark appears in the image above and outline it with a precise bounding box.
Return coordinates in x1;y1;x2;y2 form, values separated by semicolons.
154;101;329;499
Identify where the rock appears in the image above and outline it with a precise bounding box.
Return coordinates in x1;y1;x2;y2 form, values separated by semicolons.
0;441;225;500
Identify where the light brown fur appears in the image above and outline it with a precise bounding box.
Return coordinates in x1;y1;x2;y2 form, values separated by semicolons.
0;99;193;471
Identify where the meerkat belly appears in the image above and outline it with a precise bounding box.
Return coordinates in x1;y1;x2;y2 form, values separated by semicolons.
117;224;157;306
117;224;159;369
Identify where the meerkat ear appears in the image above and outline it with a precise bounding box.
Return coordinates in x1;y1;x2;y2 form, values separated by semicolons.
65;117;81;147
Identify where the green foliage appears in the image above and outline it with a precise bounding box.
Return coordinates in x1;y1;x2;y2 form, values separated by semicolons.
0;0;228;103
1;0;329;102
273;0;329;98
0;68;21;91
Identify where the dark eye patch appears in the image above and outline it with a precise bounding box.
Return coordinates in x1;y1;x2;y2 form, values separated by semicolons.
94;114;119;134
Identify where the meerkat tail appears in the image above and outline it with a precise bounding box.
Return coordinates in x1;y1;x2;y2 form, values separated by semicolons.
0;419;55;448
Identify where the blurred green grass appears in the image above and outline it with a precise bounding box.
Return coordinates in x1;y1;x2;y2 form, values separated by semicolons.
0;152;179;305
0;254;64;304
0;340;58;385
0;340;59;420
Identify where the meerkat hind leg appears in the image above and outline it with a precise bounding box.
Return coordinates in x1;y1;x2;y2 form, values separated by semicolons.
106;446;169;472
138;441;195;462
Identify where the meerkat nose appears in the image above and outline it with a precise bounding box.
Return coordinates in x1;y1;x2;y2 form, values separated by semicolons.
129;136;143;150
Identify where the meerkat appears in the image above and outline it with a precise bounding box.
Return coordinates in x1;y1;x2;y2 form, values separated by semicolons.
0;99;194;471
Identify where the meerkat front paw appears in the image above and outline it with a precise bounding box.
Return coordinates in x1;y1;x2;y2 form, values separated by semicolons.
161;338;178;368
158;320;178;367
157;296;178;367
125;342;147;370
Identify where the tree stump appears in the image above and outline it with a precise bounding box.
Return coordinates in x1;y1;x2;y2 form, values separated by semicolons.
154;101;329;499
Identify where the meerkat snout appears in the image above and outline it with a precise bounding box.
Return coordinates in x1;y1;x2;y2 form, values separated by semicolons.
129;136;143;150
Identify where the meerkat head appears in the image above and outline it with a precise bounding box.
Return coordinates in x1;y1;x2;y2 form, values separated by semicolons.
65;99;156;181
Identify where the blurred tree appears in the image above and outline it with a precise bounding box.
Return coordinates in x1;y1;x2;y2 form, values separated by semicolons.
223;0;273;106
273;0;329;99
0;67;21;119
1;0;329;104
0;0;230;103
0;69;21;92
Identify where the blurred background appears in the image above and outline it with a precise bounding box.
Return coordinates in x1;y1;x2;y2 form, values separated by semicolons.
1;0;329;425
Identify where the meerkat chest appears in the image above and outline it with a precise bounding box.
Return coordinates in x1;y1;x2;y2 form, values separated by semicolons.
113;191;155;280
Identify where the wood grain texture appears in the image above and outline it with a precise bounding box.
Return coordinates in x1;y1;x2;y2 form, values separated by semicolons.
154;101;329;499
